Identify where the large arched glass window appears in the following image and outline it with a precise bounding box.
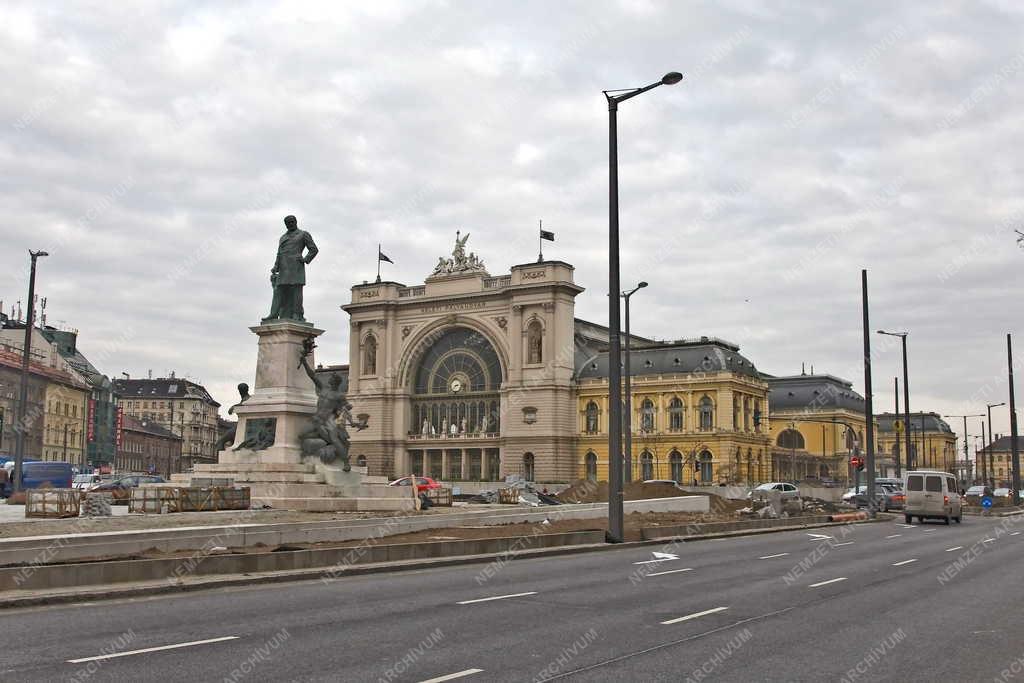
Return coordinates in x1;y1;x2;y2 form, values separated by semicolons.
585;401;599;434
668;398;684;431
640;450;654;481
699;396;714;431
527;320;543;364
777;429;805;450
363;334;377;375
640;399;655;433
585;451;597;481
669;449;683;483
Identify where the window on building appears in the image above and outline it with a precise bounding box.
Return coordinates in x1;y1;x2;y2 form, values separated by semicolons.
699;396;714;431
640;450;654;481
743;398;750;431
523;452;535;481
669;450;683;483
777;429;805;450
640;399;655;433
585;402;599;434
527;320;543;364
668;398;684;431
699;450;713;482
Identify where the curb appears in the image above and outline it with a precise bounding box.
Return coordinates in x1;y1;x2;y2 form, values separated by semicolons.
0;516;881;610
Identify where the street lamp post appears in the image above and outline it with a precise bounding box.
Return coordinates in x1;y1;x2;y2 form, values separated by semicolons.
986;401;1006;489
877;330;911;471
622;281;648;485
1007;334;1020;506
13;249;49;493
944;413;984;485
605;71;682;543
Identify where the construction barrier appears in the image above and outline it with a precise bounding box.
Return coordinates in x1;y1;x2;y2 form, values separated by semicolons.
25;489;81;518
129;486;251;513
424;488;453;507
498;488;519;504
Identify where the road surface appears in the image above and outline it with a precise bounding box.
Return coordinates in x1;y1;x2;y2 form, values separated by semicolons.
1;515;1021;681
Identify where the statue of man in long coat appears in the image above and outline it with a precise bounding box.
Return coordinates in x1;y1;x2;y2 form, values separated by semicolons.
266;215;319;322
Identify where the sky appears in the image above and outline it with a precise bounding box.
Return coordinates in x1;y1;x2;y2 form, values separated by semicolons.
1;1;1022;445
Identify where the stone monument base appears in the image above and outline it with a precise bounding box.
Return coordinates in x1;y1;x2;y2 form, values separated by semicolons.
173;457;416;512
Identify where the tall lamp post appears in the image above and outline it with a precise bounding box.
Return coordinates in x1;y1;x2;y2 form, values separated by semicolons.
877;330;911;471
13;249;49;493
944;413;984;485
986;401;1006;489
622;281;648;484
1007;334;1020;506
605;71;682;543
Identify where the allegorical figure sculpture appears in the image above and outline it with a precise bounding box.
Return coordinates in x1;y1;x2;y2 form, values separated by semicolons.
297;338;367;470
266;215;319;322
214;383;251;452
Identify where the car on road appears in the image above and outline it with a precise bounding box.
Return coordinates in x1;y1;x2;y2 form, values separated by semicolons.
993;487;1013;499
642;479;684;488
842;484;903;511
904;470;962;524
388;476;441;493
90;474;167;504
72;474;102;492
964;485;994;506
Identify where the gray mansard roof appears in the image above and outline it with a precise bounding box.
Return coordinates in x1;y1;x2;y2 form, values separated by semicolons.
877;412;953;434
766;374;866;413
575;335;761;380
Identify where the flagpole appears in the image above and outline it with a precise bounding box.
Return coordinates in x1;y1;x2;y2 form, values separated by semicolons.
376;243;381;283
538;220;543;263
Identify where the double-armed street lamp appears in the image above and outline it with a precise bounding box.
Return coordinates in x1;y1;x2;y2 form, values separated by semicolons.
622;281;648;484
877;330;911;472
606;71;682;543
13;249;49;493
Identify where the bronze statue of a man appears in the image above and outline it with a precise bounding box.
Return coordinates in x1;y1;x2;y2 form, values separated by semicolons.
266;215;318;322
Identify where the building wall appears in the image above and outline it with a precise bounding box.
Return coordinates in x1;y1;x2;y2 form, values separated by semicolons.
0;361;46;459
576;372;772;484
876;430;957;472
120;396;219;464
41;381;88;464
116;424;183;477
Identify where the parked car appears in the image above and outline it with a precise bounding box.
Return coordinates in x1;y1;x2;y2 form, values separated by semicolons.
904;470;962;524
388;476;441;493
72;473;102;492
842;483;904;511
749;482;801;502
90;474;167;503
993;488;1013;499
642;479;683;488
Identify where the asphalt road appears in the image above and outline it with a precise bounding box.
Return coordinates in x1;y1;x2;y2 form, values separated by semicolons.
1;515;1022;682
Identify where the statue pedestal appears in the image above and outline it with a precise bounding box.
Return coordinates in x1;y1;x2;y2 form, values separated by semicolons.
176;319;414;512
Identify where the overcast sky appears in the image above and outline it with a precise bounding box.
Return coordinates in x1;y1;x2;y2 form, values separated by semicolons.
2;1;1022;445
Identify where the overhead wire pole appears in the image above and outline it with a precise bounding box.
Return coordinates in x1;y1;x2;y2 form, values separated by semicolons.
1008;333;1020;506
944;413;984;484
13;249;48;493
987;401;1006;489
604;71;682;543
878;330;911;470
861;270;876;515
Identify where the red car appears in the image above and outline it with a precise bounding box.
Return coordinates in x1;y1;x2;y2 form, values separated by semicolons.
389;476;441;493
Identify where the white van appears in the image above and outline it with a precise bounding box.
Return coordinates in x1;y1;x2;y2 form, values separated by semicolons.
904;470;962;525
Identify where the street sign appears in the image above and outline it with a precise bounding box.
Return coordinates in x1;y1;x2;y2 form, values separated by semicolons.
894;420;903;433
982;497;993;509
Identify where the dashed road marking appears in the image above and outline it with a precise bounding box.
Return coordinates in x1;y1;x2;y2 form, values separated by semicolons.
946;546;963;552
647;568;694;577
892;559;918;566
833;542;855;547
417;669;485;683
67;636;240;663
809;577;847;588
661;606;729;625
886;534;901;539
457;592;537;605
758;553;790;560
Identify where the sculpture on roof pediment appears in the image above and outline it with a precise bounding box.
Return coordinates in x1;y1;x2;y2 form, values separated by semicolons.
431;230;487;276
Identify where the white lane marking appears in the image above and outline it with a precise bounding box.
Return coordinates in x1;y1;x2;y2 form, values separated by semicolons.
833;542;855;547
661;606;729;625
417;669;485;683
647;568;693;577
945;546;963;552
886;534;901;539
67;636;239;663
456;592;537;605
924;530;936;533
1012;532;1021;536
758;553;790;559
898;524;915;528
983;538;995;544
634;557;680;565
892;559;918;566
807;533;833;540
809;577;847;588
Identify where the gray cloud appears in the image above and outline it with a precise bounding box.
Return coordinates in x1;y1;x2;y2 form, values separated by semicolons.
1;1;1021;438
